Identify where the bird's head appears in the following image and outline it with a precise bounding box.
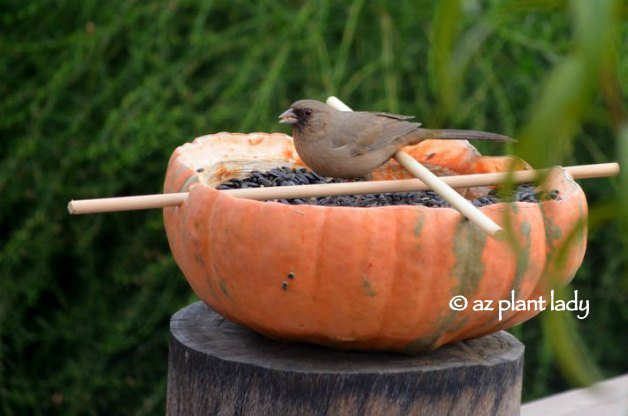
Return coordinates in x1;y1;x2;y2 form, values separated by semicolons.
278;99;333;134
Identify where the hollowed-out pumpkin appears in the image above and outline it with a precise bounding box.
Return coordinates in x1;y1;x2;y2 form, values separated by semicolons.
163;132;587;353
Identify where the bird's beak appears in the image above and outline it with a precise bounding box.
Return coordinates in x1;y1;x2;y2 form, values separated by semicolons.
278;108;298;124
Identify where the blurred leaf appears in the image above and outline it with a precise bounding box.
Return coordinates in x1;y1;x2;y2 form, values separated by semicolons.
515;0;619;168
428;0;462;123
619;124;628;289
542;305;603;385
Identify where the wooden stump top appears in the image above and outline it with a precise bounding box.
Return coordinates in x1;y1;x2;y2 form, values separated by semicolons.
167;301;524;415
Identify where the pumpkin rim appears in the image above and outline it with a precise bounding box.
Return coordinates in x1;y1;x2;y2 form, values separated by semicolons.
173;132;580;214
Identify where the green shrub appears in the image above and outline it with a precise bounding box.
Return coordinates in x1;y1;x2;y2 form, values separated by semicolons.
1;0;625;413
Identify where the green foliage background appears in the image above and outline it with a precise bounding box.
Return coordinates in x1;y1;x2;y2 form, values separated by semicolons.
1;0;626;414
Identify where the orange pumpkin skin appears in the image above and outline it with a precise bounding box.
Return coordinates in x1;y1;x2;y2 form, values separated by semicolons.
164;133;587;353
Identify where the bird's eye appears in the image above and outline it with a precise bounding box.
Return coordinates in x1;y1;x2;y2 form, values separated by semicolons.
304;109;312;117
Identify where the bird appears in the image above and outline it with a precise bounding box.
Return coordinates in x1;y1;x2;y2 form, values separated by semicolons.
278;99;513;178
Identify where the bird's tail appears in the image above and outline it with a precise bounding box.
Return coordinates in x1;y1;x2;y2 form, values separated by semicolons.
428;129;515;142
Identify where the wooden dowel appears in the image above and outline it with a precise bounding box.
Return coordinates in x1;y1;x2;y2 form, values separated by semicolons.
68;193;188;214
326;96;509;238
395;151;505;238
67;163;620;215
215;163;620;200
326;96;353;112
554;163;620;179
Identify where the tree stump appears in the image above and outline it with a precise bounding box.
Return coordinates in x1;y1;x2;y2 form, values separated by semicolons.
167;301;524;416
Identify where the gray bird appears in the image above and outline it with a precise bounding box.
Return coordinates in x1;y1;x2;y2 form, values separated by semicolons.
279;99;513;178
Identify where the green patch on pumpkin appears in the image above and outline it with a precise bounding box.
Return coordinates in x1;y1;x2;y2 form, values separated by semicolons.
451;220;488;295
511;220;532;295
403;312;470;354
414;213;425;238
181;175;200;193
542;212;563;246
204;274;220;300
362;276;377;297
219;278;231;299
403;335;437;354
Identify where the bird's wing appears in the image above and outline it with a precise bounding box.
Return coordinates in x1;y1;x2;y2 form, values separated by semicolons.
357;112;422;154
367;111;415;121
331;112;422;156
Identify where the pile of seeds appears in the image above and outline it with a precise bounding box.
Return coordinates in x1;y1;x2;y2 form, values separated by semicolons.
216;166;559;208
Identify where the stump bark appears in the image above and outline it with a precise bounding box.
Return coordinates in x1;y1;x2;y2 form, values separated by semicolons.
167;301;524;416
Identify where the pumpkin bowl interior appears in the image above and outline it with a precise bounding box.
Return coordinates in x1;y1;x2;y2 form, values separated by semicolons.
164;132;587;354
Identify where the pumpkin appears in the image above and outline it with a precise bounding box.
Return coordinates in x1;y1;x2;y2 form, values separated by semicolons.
163;132;587;353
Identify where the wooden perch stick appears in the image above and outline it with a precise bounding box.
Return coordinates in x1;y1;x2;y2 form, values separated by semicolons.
67;162;620;215
394;150;506;238
69;192;189;214
326;96;509;238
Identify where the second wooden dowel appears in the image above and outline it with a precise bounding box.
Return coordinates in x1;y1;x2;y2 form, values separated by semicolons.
394;150;505;239
326;95;505;239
